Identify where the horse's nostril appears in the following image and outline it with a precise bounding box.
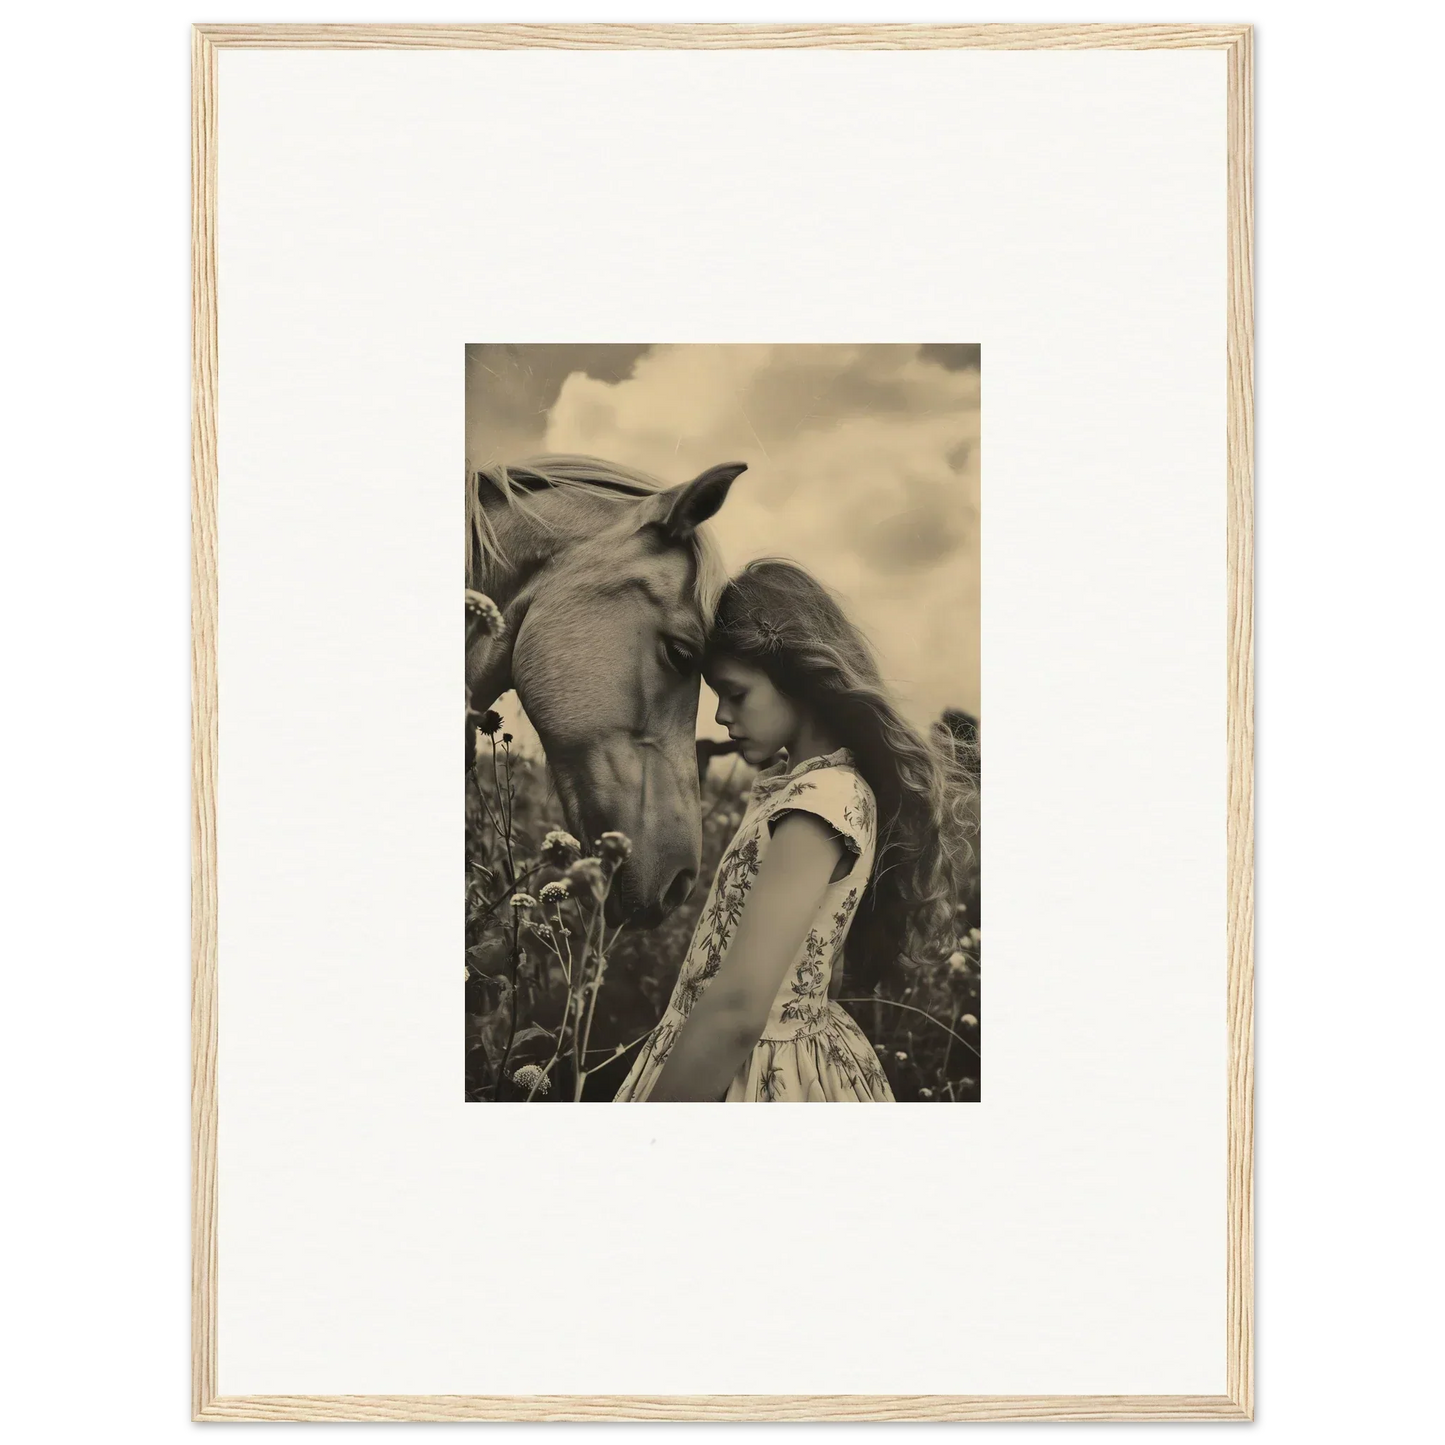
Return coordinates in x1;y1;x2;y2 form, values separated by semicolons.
664;869;697;910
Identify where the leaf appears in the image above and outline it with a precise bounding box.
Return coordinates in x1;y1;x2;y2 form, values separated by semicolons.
508;1023;556;1064
466;972;513;1014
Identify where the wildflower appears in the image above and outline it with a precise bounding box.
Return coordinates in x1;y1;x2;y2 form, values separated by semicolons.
539;880;570;905
919;1087;934;1099
597;830;633;865
474;708;503;738
502;732;514;744
511;1063;550;1095
874;1043;887;1056
564;857;606;902
968;927;981;945
529;921;554;940
894;1051;908;1064
509;892;537;912
465;590;505;637
540;830;582;867
947;951;969;974
960;1014;978;1029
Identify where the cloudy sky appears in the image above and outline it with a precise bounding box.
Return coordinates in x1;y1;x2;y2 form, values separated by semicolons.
466;343;979;747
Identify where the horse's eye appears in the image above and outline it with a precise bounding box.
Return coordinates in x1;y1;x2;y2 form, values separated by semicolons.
661;637;696;674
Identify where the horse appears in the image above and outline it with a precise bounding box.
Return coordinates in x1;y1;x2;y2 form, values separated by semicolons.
466;453;746;928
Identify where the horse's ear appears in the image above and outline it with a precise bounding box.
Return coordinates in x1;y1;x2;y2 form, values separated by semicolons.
657;462;747;541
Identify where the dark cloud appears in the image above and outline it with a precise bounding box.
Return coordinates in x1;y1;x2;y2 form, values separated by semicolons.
465;344;653;466
919;344;981;372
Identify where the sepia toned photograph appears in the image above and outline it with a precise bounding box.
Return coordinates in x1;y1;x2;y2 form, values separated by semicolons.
465;344;981;1102
190;24;1254;1421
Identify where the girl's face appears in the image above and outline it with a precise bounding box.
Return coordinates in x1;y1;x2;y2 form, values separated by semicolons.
705;655;800;767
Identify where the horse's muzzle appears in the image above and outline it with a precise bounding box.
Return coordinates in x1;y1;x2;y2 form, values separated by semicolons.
610;865;695;930
622;900;671;930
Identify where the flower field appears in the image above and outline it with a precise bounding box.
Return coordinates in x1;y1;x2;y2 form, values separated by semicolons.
465;724;981;1103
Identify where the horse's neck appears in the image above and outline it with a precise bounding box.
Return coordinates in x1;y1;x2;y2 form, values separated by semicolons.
472;485;612;606
467;486;622;714
471;482;566;601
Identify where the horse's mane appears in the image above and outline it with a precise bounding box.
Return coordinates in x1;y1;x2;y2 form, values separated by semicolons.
466;453;729;624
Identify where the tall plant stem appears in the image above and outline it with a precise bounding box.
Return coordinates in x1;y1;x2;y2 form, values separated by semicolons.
489;736;517;888
468;760;508;842
572;877;617;1101
525;984;578;1102
493;910;524;1098
838;996;981;1059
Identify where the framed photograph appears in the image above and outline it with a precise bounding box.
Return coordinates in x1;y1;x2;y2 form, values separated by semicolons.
193;21;1253;1422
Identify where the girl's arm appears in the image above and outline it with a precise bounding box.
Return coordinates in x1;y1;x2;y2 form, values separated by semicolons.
646;812;844;1102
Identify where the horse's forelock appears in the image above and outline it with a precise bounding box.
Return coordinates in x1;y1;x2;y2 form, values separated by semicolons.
690;523;728;626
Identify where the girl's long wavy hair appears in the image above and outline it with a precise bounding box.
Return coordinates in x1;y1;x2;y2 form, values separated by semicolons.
705;559;978;993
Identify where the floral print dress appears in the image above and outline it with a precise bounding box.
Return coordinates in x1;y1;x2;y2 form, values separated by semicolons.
614;746;894;1102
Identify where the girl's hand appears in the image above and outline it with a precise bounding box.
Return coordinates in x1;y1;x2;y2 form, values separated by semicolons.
645;811;845;1102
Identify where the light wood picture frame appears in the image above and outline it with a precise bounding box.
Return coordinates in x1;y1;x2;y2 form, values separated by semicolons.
192;21;1253;1423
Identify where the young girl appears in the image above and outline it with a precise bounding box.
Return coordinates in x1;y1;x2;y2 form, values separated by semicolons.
614;559;974;1103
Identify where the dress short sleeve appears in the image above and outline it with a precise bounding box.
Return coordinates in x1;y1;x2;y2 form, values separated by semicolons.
765;766;875;879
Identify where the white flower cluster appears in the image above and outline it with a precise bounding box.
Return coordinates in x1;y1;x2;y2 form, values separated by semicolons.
511;1063;550;1094
465;589;505;637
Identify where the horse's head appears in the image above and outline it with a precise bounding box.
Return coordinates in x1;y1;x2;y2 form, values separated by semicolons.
475;462;744;927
